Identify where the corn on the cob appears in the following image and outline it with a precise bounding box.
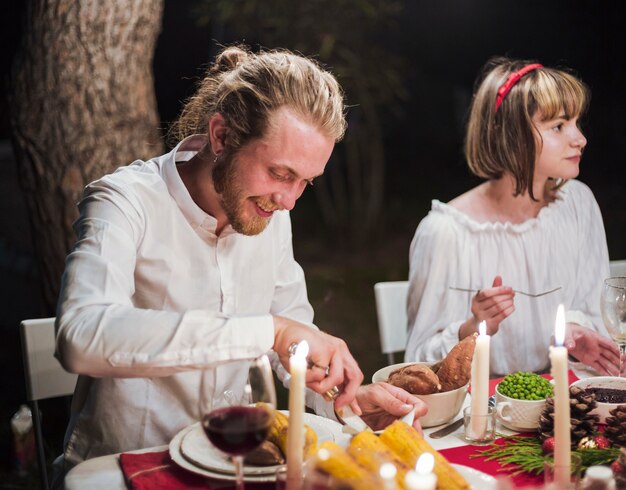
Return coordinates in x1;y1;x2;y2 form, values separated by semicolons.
380;421;469;490
266;409;318;459
313;441;379;490
348;431;409;488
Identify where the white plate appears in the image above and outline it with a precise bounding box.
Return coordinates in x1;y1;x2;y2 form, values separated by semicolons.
453;464;497;489
170;424;274;482
170;411;345;481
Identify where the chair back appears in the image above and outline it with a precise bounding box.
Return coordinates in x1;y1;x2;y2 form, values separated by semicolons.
20;317;77;490
374;281;409;365
610;260;626;278
20;318;77;401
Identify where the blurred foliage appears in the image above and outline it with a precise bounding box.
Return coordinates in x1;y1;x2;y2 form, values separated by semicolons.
193;0;409;245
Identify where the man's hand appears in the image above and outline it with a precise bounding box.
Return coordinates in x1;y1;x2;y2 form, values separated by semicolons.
354;382;428;433
273;316;364;409
565;323;621;376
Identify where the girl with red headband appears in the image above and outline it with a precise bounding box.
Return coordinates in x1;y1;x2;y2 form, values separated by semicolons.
405;57;618;376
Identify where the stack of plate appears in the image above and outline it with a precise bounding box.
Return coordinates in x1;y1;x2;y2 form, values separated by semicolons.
169;412;345;482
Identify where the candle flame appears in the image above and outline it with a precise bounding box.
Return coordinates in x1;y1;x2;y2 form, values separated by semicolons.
317;448;330;461
415;453;435;475
554;304;565;347
379;462;397;480
293;340;309;359
478;320;487;337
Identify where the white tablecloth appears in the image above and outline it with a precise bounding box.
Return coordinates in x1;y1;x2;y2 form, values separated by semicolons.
64;392;518;490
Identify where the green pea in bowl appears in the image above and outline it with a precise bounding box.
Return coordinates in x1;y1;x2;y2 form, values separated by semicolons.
495;373;553;432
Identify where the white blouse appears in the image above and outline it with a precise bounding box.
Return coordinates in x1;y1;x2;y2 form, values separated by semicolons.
405;180;611;376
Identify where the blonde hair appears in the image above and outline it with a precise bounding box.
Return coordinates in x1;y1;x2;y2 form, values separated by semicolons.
169;45;346;151
465;57;589;199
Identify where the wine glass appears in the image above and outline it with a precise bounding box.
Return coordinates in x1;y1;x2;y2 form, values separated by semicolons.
601;277;626;377
199;355;277;490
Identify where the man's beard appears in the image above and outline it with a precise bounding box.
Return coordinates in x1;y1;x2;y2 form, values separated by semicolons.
213;153;274;236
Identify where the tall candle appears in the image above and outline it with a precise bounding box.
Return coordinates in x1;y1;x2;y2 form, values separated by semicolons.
404;453;437;490
550;304;571;486
286;341;308;489
469;321;490;439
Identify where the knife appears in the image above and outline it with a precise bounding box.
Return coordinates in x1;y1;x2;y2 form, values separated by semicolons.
428;416;464;439
429;395;496;439
324;386;373;435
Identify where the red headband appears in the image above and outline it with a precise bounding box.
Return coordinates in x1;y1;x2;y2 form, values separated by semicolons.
494;63;543;111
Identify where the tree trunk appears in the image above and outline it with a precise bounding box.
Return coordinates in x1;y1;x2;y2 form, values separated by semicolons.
9;0;164;313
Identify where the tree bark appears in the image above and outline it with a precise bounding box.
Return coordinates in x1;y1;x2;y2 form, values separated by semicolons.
9;0;164;313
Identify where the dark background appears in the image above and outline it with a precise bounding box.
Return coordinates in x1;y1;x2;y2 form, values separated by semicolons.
1;0;624;485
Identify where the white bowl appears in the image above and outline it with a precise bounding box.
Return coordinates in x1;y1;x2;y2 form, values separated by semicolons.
570;376;626;424
372;362;468;428
495;383;546;431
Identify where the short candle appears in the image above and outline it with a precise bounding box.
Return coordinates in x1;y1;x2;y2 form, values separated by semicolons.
405;453;437;490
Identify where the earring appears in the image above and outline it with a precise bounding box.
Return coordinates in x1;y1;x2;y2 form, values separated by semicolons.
213;153;219;163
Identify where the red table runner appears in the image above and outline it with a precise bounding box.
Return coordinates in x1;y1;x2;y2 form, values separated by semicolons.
120;370;581;489
440;370;580;488
119;451;274;490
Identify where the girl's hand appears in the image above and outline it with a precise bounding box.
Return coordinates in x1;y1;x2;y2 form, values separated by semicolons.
469;275;516;335
565;323;621;376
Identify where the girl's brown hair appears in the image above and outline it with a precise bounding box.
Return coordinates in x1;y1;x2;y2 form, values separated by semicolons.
465;57;589;199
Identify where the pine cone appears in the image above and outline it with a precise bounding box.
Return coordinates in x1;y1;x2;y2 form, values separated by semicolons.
605;404;626;448
539;385;598;447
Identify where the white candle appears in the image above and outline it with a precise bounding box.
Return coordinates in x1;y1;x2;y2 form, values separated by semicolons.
469;321;490;439
550;304;571;486
286;341;308;489
379;462;397;489
404;453;437;490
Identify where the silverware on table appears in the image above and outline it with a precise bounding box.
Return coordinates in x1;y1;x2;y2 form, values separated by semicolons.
429;395;496;439
449;286;562;298
428;416;464;439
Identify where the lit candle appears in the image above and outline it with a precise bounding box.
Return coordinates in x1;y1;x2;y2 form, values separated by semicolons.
550;304;571;486
379;462;397;490
404;453;437;490
286;341;308;489
469;321;490;439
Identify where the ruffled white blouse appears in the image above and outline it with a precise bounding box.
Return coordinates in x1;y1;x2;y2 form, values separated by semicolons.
405;180;611;375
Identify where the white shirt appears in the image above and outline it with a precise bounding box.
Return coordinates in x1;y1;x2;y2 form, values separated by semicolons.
405;180;611;376
55;135;333;468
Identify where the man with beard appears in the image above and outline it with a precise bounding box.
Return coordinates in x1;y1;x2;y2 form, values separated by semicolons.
54;46;426;478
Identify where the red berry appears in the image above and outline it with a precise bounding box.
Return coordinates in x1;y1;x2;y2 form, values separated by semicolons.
542;437;556;454
593;435;610;449
611;460;623;474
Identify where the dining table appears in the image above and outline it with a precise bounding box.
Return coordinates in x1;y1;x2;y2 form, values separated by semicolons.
63;363;595;490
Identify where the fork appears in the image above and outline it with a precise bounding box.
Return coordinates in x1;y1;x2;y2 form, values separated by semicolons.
449;286;562;298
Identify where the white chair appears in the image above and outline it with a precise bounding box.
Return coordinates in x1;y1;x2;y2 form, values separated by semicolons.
374;281;410;365
610;260;626;277
20;318;77;490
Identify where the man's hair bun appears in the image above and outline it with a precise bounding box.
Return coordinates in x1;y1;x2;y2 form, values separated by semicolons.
209;45;250;75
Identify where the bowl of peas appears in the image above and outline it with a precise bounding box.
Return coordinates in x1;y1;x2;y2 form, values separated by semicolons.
495;372;554;431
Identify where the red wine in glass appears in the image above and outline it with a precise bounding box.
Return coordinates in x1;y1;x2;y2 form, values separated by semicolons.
202;406;272;456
